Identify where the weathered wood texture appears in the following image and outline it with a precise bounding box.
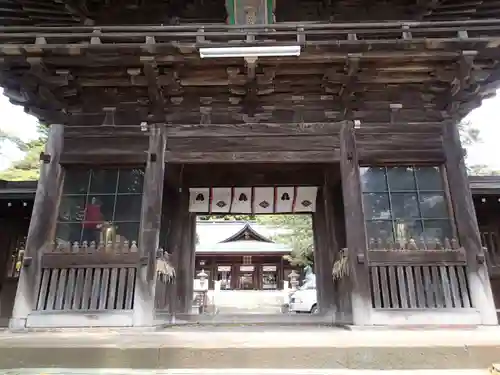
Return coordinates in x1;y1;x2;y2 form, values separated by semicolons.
155;187;177;312
368;249;467;266
1;21;499;131
312;188;336;314
164;188;185;315
177;191;195;314
0;0;498;27
10;124;64;329
133;123;166;326
59;122;445;165
443;121;498;324
36;242;138;312
339;121;372;325
369;264;472;309
62;127;149;164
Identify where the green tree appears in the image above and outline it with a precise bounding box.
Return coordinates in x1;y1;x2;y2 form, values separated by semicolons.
0;123;48;181
256;214;314;267
198;215;255;221
468;164;500;176
459;120;480;146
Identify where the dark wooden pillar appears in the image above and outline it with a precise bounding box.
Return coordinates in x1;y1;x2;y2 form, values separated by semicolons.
339;121;372;325
187;213;196;309
133;123;166;326
443;121;497;324
9;124;64;330
165;187;183;319
178;193;195;313
322;184;340;313
312;187;336;314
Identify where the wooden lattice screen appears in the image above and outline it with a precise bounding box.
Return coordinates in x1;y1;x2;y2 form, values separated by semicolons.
36;241;142;311
369;264;471;309
366;240;472;310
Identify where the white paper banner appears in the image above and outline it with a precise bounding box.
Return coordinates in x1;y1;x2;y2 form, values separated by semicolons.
210;187;232;213
294;186;318;212
189;188;210;213
275;187;295;213
253;187;275;214
188;186;319;213
231;187;252;213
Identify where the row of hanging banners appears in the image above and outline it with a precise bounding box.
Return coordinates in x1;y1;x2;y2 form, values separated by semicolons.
189;187;318;214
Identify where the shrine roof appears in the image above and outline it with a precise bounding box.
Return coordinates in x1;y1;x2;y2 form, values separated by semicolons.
469;175;500;195
196;240;291;254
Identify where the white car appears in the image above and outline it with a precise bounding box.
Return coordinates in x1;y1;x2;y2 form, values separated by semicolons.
288;279;318;314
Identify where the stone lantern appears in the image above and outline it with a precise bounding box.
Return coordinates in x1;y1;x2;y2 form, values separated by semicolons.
288;270;299;290
197;269;208;291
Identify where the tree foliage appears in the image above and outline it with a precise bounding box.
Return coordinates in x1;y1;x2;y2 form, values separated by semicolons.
256;214;314;268
468;164;500;176
0;123;48;181
459;120;480;147
198;215;255;221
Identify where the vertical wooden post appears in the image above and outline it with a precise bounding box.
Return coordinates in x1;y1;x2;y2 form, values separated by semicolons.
312;187;336;314
167;187;183;318
339;121;372;325
9;124;64;330
178;193;195;314
133;123;166;327
443;121;497;324
322;183;340;313
187;214;197;310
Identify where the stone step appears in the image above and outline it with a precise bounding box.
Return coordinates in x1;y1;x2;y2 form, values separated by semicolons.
0;328;499;370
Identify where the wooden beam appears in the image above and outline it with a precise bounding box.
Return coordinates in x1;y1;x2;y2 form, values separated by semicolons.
339;121;372;325
9;124;64;330
164;122;345;137
133;123;166;327
141;54;167;121
340;54;361;118
165;150;340;163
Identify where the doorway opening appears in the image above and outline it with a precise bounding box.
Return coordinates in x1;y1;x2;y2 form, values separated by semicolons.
194;214;314;315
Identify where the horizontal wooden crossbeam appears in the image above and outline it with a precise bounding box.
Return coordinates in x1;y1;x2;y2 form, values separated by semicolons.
0;20;499;57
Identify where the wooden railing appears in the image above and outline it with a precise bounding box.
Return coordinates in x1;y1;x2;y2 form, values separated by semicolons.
36;241;145;312
0;19;499;54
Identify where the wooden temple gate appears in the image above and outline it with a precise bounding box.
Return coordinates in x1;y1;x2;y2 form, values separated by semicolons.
0;16;499;327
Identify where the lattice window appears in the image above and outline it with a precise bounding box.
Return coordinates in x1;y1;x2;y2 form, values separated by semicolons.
243;255;252;264
360;166;454;249
55;168;144;245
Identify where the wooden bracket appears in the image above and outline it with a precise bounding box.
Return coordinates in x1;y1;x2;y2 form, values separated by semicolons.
22;256;33;267
39;152;51;163
476;253;486;264
150;153;157;162
357;253;365;264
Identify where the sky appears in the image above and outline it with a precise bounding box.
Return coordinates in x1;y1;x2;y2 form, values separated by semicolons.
0;89;499;172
